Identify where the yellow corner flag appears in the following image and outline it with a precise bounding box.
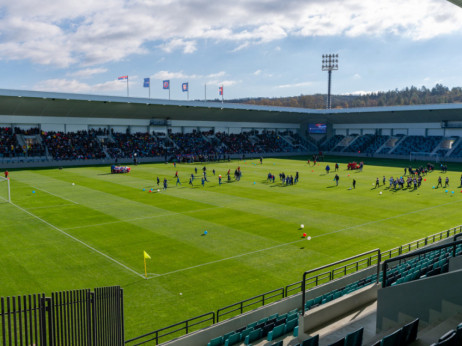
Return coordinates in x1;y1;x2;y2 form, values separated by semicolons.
143;251;151;279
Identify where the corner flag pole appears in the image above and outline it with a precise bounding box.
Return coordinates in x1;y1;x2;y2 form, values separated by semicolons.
143;251;151;279
144;257;147;279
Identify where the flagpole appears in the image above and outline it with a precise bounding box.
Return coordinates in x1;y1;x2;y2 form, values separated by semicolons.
149;84;151;99
127;76;129;97
169;87;171;101
205;84;207;102
144;257;147;279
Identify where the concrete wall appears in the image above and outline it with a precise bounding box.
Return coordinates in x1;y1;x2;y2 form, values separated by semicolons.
376;269;462;331
303;284;378;332
162;266;379;346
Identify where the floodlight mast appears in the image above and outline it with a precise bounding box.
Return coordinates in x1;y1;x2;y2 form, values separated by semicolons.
322;54;339;109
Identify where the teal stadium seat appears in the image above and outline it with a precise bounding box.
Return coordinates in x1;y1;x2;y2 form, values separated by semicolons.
267;324;285;341
381;328;402;346
344;327;363;346
224;333;240;346
207;335;223;346
244;328;262;345
300;334;319;346
284;317;299;337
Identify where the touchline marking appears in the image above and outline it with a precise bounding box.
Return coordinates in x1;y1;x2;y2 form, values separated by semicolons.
11;202;145;279
31;186;79;205
148;198;462;279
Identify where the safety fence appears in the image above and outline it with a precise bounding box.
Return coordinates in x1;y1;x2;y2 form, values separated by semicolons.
0;286;123;346
125;225;462;345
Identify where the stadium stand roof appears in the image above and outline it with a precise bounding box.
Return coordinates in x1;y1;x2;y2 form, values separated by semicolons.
1;88;462;125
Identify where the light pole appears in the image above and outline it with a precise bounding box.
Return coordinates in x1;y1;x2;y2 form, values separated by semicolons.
322;54;339;109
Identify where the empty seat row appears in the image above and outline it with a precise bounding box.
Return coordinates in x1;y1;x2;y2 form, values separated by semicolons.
371;318;419;346
430;321;462;346
207;310;299;346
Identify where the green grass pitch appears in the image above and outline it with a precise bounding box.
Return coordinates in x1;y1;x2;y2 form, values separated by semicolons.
1;156;461;339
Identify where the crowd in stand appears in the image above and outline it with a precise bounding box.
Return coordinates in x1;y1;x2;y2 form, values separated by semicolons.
0;128;304;161
106;131;166;159
41;130;106;160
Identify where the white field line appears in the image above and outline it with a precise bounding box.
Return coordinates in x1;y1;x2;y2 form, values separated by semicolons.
148;197;462;279
30;186;79;204
11;202;145;279
25;203;78;210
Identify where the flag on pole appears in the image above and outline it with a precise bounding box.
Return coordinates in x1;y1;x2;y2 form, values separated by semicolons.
219;86;223;96
143;78;150;87
163;80;170;89
182;82;188;92
143;250;151;279
118;76;128;80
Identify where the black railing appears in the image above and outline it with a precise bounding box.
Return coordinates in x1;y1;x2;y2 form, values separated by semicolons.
216;288;284;322
301;249;381;316
124;312;215;345
1;286;123;346
382;239;462;288
128;224;462;344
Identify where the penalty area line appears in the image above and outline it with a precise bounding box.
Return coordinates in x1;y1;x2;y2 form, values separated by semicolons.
11;202;145;279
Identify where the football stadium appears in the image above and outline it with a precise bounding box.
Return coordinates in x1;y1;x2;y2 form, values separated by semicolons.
2;2;462;346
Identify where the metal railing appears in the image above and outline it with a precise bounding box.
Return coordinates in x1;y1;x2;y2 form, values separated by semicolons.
124;312;215;345
127;224;462;344
1;286;124;346
382;239;462;288
301;249;381;316
216;288;284;322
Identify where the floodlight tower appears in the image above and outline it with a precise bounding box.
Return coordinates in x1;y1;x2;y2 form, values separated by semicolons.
322;54;339;109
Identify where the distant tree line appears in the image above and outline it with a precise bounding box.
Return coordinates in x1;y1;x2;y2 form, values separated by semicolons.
228;84;462;109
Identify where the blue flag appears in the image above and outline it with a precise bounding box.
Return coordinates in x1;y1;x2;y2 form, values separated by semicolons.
143;78;150;88
182;82;188;92
163;80;170;89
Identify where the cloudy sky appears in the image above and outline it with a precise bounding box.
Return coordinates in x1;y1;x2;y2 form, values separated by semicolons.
0;0;462;100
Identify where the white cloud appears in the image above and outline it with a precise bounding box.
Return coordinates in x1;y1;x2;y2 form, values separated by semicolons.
67;68;108;78
254;69;262;76
353;73;361;80
277;82;312;88
33;77;131;93
157;39;197;54
152;70;226;80
1;0;462;68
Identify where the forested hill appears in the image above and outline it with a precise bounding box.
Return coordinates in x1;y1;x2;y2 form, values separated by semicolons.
228;84;462;109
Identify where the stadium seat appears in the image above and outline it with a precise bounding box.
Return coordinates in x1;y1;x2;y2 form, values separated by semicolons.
244;328;262;345
224;333;240;346
262;322;275;337
301;334;320;346
267;324;285;341
207;335;223;346
240;327;253;341
344;327;363;346
284;317;299;336
381;328;402;346
328;337;345;346
223;331;235;341
400;318;419;345
431;331;456;345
